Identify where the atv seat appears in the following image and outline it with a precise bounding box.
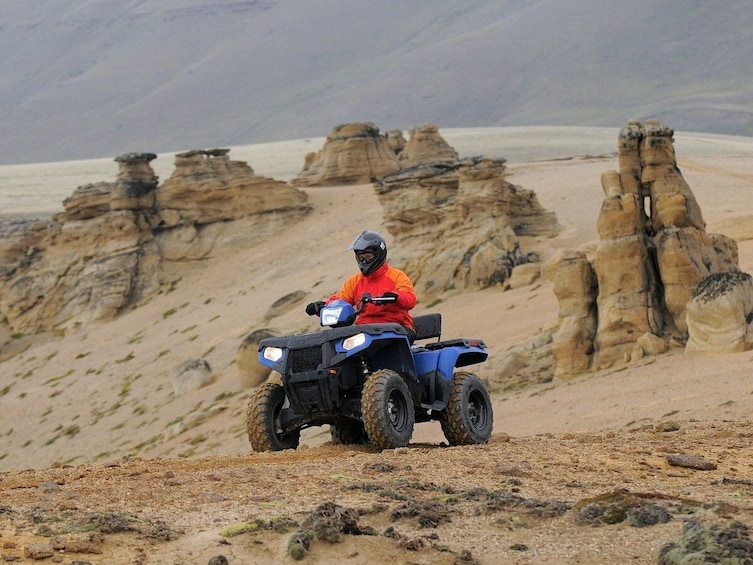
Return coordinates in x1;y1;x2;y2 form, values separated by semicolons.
413;313;442;342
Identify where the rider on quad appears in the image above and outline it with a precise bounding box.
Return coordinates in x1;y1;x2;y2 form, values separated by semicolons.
307;230;418;342
248;229;493;452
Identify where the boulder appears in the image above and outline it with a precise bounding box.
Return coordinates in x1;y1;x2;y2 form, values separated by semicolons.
635;332;667;356
264;290;308;321
506;262;541;290
172;358;214;396
686;272;753;353
236;328;278;388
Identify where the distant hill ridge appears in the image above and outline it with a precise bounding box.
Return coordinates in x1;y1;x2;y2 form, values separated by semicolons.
2;0;752;165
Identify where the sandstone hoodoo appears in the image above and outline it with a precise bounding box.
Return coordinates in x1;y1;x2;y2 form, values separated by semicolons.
0;149;310;336
397;123;459;167
552;120;743;377
291;120;463;185
291;122;401;187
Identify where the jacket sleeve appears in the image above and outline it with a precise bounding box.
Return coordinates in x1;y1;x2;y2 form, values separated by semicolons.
392;270;417;310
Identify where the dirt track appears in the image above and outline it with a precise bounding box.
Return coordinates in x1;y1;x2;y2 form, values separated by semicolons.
2;420;753;564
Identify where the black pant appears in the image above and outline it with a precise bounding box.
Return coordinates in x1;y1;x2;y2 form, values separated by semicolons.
404;326;417;344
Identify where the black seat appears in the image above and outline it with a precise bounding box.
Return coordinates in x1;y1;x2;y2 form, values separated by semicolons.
413;313;442;342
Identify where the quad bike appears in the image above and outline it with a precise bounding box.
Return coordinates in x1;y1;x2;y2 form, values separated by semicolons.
246;293;493;451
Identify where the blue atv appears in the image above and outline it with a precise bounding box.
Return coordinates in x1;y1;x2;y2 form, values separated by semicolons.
246;293;493;451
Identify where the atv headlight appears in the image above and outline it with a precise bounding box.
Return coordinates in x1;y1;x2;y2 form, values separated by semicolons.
321;305;344;326
342;333;366;351
262;346;283;362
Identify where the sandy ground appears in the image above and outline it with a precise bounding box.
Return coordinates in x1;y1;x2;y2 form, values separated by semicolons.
1;127;753;564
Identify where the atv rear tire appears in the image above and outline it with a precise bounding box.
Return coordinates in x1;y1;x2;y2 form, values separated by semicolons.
330;421;369;445
362;369;414;450
439;372;493;445
246;383;300;451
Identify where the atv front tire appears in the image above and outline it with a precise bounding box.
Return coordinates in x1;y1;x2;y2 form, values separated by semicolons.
439;372;493;445
362;369;414;450
246;383;300;451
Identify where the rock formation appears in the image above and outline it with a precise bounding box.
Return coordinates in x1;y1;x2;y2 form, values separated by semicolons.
385;129;407;155
1;154;162;334
151;149;310;261
552;120;740;376
551;250;597;376
376;156;558;297
686;272;753;353
397;123;459;167
291;123;401;186
0;150;310;334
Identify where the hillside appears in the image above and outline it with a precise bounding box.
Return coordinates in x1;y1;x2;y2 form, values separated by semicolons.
2;127;753;471
2;128;753;563
2;1;753;165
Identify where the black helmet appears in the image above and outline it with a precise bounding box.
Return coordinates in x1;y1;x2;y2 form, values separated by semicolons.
348;230;387;275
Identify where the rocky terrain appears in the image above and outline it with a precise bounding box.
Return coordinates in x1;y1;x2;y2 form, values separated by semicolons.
3;421;753;564
2;125;753;563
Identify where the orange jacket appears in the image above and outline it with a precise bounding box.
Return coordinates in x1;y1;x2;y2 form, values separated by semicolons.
328;262;417;330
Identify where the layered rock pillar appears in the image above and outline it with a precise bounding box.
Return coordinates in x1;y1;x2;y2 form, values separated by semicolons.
553;120;740;375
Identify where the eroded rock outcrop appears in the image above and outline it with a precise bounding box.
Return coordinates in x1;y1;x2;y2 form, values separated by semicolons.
151;149;310;261
291;123;401;186
376;156;558;297
552;120;741;376
552;250;597;377
397;123;459;167
386;129;407;155
686;272;753;353
0;150;310;334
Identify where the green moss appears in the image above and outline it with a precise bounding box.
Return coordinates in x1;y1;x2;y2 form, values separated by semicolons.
220;522;260;537
659;520;753;564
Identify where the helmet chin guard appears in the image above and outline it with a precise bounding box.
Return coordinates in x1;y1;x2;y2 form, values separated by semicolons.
349;230;387;275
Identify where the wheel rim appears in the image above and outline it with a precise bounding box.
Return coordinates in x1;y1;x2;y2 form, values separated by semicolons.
387;388;409;431
468;389;489;430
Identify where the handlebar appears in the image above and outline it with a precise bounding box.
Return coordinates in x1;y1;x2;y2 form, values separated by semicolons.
307;293;398;320
360;292;397;306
